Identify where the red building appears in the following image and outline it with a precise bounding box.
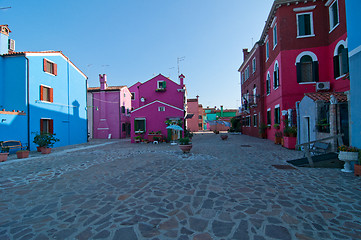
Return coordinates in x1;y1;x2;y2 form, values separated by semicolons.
239;0;349;141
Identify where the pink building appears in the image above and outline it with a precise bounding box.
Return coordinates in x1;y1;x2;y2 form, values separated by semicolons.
88;74;132;139
186;96;204;132
129;74;186;143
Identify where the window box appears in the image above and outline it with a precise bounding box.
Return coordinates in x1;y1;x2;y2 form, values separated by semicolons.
155;88;166;92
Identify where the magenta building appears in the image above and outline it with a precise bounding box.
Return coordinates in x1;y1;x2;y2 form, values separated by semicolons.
129;74;186;143
88;74;132;139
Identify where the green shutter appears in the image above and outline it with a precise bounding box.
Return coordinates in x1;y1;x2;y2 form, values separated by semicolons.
312;61;319;82
334;55;340;78
163;81;166;88
296;63;302;83
341;48;349;74
134;120;138;131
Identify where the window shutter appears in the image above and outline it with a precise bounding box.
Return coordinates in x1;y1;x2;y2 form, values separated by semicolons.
40;85;44;101
40;119;44;133
54;63;57;76
49;119;54;134
341;48;349;74
163;81;166;88
49;88;54;102
333;55;340;78
134;120;138;131
43;59;47;72
312;61;319;82
296;63;302;83
277;69;279;86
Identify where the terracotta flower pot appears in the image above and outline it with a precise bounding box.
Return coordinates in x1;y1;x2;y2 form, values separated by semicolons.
179;144;192;153
37;146;42;152
283;136;297;149
41;148;52;154
220;135;228;140
16;150;30;159
0;152;9;162
355;164;361;177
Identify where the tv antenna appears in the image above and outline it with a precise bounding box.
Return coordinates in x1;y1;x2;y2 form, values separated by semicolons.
177;56;185;76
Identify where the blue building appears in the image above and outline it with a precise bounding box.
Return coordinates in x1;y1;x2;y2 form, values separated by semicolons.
0;25;88;150
346;1;361;148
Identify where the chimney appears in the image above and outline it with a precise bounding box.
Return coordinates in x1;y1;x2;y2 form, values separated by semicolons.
243;48;249;61
221;105;224;117
99;74;108;90
0;25;11;55
179;74;185;88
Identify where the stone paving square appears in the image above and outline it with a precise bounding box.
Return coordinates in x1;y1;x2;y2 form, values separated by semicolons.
0;134;361;239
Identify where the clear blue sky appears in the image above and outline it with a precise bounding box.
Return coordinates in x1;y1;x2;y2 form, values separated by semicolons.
1;0;273;109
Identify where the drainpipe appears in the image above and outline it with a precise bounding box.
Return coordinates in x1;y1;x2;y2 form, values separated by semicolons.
25;55;30;150
295;101;300;146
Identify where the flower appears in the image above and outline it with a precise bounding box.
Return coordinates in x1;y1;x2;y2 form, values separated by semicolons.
338;145;358;152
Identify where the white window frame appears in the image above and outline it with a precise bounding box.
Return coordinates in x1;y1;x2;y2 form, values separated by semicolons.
253;114;258;128
266;40;269;61
296;12;315;38
266;72;271;96
158;106;165;112
134;118;146;133
252;58;256;73
245;66;250;80
329;0;339;33
273;61;279;90
274;105;280;125
253;85;257;104
273;24;278;49
157;81;166;89
267;108;271;126
131;92;135;100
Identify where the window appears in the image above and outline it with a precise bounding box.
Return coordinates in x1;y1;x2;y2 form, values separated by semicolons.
43;59;57;75
121;106;125;113
157;81;166;89
158;107;165;112
297;13;314;37
253;114;258;127
246;116;251;127
317;102;330;133
198;115;202;119
198;123;202;128
40;119;53;134
241;72;245;84
266;73;271;95
274;62;279;89
267;109;271;125
252;58;256;73
274;106;280;125
273;24;278;48
266;41;269;60
253;84;257;104
40;85;53;102
245;66;250;80
134;118;146;133
122;123;126;132
329;0;339;31
296;55;319;83
131;92;135;100
334;45;349;78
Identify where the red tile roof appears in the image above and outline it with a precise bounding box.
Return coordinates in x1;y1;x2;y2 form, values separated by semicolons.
305;92;348;103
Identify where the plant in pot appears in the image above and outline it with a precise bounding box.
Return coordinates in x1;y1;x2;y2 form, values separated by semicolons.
338;145;359;173
179;137;192;153
259;123;268;139
0;146;9;162
134;136;142;143
16;149;30;159
283;126;297;149
274;131;283;145
33;133;59;154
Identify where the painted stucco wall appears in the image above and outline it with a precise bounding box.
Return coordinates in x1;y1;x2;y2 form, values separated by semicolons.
346;0;361;148
0;53;87;151
298;96;317;144
0;113;27;147
130;101;184;143
186;100;199;132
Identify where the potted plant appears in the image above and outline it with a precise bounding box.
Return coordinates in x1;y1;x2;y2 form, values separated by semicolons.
259;123;267;139
283;126;297;149
274;131;283;145
338;145;359;173
273;124;280;130
179;137;192;153
33;133;59;154
134;136;142;143
354;150;361;177
0;146;9;162
16;149;30;159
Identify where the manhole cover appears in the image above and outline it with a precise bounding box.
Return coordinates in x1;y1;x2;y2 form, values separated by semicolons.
240;145;251;147
272;165;297;170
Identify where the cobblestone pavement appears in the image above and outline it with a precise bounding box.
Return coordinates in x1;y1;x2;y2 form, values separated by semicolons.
1;134;361;240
